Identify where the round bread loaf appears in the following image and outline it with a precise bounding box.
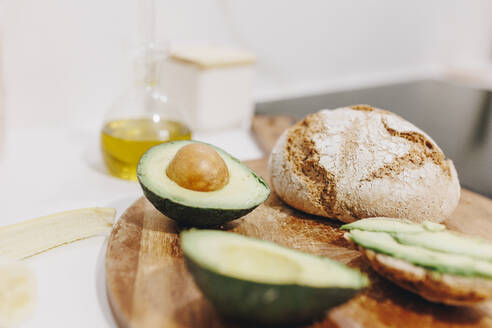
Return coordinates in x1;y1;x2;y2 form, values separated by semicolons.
268;105;460;223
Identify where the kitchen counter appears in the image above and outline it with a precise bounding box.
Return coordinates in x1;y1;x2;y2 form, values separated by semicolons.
0;123;262;327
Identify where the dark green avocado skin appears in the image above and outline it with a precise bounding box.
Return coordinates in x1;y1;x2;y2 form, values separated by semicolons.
184;255;361;325
140;183;262;227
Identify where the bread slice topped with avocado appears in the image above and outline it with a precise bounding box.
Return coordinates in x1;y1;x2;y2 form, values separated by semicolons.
342;218;492;305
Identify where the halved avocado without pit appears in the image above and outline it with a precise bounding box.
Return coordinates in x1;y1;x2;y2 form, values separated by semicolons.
180;230;369;325
137;140;270;227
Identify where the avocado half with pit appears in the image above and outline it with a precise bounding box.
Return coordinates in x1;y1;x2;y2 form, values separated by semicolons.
181;229;369;325
137;140;270;227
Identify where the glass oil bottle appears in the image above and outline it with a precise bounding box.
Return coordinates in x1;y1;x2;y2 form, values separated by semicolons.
101;45;191;180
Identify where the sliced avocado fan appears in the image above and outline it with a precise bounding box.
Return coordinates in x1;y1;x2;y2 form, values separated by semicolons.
342;218;492;278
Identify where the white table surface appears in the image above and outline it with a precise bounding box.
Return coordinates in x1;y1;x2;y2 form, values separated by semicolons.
0;123;263;327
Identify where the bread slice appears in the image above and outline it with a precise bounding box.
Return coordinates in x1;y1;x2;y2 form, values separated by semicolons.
357;245;492;305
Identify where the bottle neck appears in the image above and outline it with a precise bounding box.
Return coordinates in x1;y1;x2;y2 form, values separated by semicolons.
135;59;160;88
134;45;166;88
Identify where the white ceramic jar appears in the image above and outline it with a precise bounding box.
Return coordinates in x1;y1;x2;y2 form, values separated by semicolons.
160;44;255;133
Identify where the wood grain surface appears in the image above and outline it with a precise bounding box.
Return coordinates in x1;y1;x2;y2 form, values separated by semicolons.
106;116;492;328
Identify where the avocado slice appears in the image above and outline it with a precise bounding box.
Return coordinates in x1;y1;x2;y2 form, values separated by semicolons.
341;217;445;233
394;231;492;262
347;230;492;278
181;230;368;325
137;140;270;227
342;218;492;263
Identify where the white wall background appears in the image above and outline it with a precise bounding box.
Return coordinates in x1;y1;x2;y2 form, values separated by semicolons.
1;0;492;129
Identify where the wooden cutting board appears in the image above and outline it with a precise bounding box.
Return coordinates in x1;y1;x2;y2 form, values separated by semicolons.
106;116;492;328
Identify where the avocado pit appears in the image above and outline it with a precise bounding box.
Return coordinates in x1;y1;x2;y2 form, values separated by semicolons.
166;143;230;192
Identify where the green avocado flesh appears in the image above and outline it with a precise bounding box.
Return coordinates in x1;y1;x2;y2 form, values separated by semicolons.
343;218;492;278
341;217;445;233
394;231;492;262
181;230;368;325
137;140;270;227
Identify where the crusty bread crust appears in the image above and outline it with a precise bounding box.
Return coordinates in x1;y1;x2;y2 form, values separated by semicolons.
269;105;460;223
357;245;492;305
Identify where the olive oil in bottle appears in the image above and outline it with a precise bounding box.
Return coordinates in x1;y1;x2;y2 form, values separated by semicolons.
100;44;191;180
101;118;191;180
